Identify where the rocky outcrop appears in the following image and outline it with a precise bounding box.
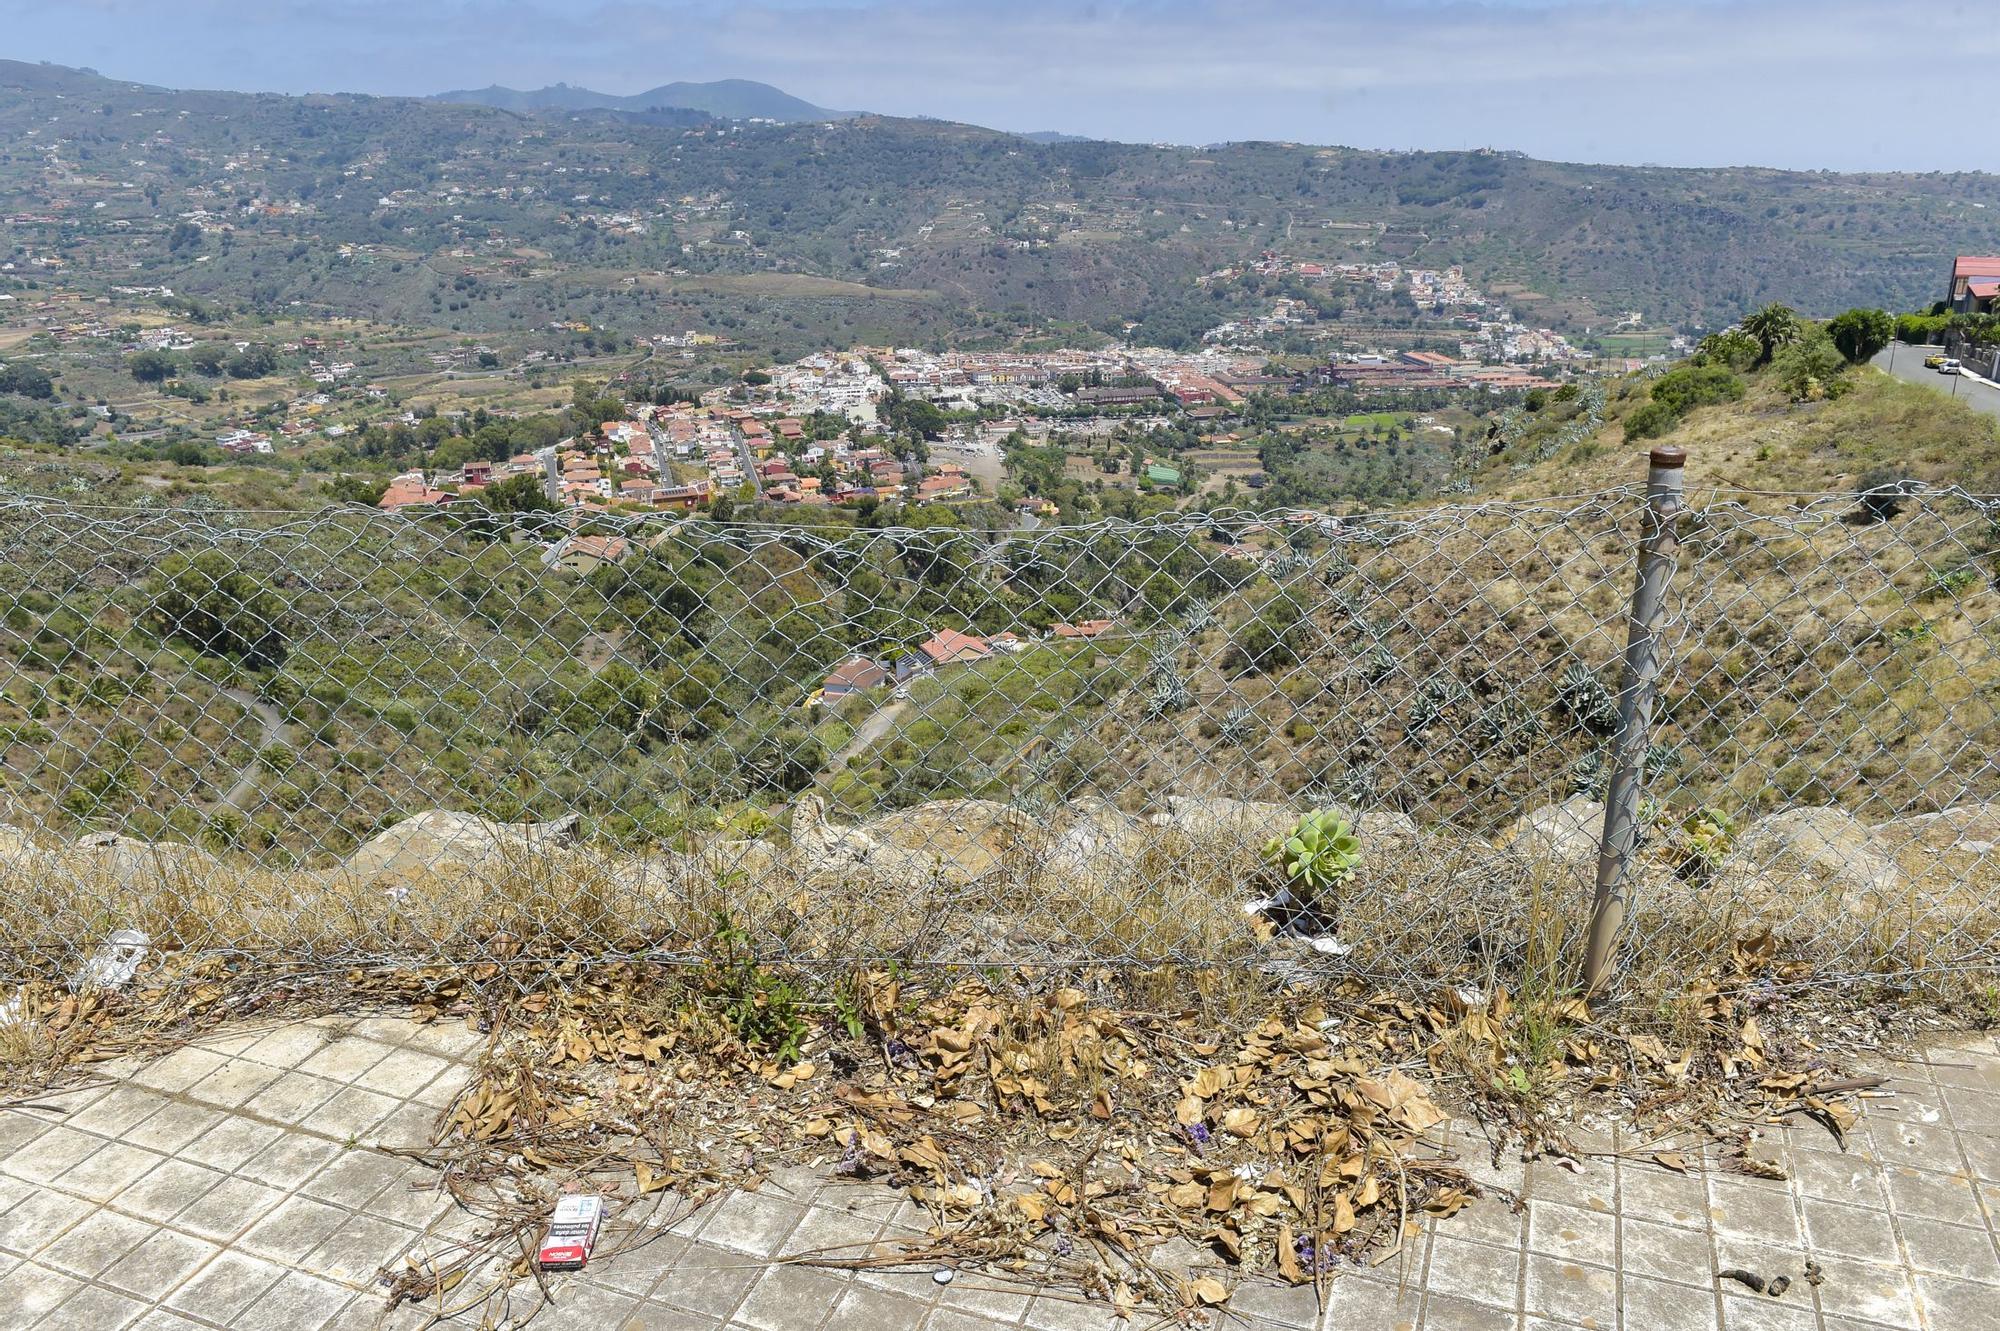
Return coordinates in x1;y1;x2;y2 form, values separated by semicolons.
1717;806;1903;917
340;810;581;884
1882;801;2000;858
1494;796;1604;871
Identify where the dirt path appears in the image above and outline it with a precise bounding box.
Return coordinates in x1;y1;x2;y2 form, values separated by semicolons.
212;687;287;812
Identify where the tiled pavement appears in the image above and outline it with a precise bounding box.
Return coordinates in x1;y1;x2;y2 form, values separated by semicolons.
0;1017;1996;1331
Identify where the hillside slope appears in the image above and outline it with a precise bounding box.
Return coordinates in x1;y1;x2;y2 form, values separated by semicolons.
3;61;1998;345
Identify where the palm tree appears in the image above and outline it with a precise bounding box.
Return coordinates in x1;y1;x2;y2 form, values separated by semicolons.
1741;303;1802;366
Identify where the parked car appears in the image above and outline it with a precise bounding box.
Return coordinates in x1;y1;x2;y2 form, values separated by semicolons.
1940;359;1962;376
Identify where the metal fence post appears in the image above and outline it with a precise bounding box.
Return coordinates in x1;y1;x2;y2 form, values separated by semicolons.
1583;446;1687;994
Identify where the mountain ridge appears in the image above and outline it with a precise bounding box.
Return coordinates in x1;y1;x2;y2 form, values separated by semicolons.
431;78;848;122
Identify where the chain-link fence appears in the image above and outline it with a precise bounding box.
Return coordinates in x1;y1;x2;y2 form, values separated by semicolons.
1;472;1997;1004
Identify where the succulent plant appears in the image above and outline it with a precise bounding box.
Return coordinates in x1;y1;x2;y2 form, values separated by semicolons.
1263;809;1362;895
1217;704;1260;744
1556;662;1620;734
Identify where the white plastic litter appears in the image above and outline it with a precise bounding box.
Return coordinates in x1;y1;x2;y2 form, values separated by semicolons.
67;929;151;992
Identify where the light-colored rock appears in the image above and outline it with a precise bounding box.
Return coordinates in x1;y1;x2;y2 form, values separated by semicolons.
1494;795;1604;869
858;798;1040;883
1882;801;2000;858
341;810;581;883
1717;806;1903;918
64;832;218;884
1156;796;1301;849
1042;797;1151;878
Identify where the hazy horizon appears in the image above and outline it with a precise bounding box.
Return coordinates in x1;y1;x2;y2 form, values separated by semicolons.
7;0;1998;173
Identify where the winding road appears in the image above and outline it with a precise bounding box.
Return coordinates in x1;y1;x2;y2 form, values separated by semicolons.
1872;344;2000;422
213;687;287;812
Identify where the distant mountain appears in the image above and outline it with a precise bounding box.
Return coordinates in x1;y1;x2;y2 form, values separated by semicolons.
1019;130;1095;145
432;79;847;123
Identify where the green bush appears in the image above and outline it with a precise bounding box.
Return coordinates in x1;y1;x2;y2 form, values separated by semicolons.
1622;399;1681;442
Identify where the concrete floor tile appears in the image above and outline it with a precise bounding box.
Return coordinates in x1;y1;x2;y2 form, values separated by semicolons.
1807;1254;1920;1329
178;1116;284;1173
1942;1085;2000;1131
302;1211;418;1288
239;1131;344;1190
735;1263;852;1331
1707;1179;1802;1247
0;1113;51;1161
0;1263;85;1331
1717;1292;1817;1331
1523;1253;1616;1330
1618;1217;1713;1286
654;1250;759;1320
1789;1146;1889;1206
1800;1197;1903;1264
46;1282;150;1330
171;1173;289;1242
242;1071;345;1127
1447;1195;1530;1249
130;1045;228;1094
299;1148;411;1210
588;1231;689;1297
1425;1233;1522;1309
121;1099;226;1156
1316;1273;1423;1331
38;1206;155;1279
825;1284;938;1331
1616;1165;1709;1230
186;1058;283;1110
1914;1272;2000;1330
1895;1214;2000;1281
130;1314;215;1331
53;1139;169;1204
1528;1199;1617;1264
295;1036;397;1084
0;1187;96;1257
779;1200;885;1258
63;1086;171;1140
229;1269;354;1331
1;1125;102;1184
1883;1165;1986;1228
925;1309;1018;1331
1867;1118;1966;1172
352;1047;451;1096
1419;1292;1516;1330
700;1189;805;1258
243;1024;340;1071
164;1249;289;1322
938;1275;1035;1322
98;1226;220;1297
237;1194;351;1265
306;1086;403;1143
1620;1273;1722;1330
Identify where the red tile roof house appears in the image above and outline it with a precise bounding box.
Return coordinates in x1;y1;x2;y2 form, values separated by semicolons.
822;656;891;702
1949;256;2000;312
1053;618;1115;639
919;629;992;667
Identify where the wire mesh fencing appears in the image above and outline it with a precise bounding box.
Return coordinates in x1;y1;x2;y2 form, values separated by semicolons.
0;479;1996;1006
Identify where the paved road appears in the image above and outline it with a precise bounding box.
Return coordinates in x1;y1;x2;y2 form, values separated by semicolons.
1873;344;2000;421
825;697;906;772
213;687;287;812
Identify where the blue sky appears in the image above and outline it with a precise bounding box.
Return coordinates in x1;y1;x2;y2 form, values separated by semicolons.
6;0;1996;171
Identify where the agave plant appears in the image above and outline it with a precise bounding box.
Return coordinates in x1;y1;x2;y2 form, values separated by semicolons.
1263;809;1363;897
1555;662;1620;734
1217;704;1260;744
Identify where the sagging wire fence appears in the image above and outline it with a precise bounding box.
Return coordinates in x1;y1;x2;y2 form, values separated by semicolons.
0;463;1998;1007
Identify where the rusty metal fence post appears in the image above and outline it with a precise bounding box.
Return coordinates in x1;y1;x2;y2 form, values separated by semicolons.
1583;446;1688;993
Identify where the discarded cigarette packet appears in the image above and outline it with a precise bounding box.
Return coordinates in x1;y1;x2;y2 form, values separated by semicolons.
537;1195;605;1271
